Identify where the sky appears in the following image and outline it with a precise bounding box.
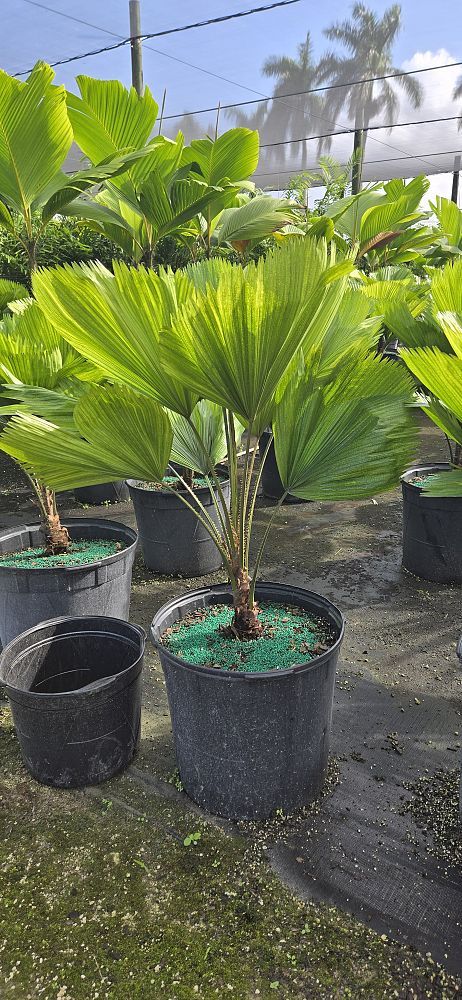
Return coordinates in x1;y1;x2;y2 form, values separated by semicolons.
2;0;462;199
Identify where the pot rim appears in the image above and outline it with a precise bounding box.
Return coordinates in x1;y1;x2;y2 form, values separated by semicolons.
0;614;146;698
126;471;230;499
151;581;345;681
400;463;452;488
0;517;137;576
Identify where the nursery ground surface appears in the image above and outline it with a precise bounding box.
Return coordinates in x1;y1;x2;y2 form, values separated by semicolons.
162;602;335;672
1;412;462;998
0;539;122;569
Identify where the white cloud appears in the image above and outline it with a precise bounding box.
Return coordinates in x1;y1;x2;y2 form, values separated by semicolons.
257;48;462;188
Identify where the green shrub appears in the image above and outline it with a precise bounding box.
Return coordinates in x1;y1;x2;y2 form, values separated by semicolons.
0;219;127;287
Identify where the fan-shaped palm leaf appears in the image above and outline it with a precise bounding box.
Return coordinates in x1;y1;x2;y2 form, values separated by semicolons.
273;352;415;499
0;61;72;217
32;260;198;416
160;239;352;434
0;384;172;491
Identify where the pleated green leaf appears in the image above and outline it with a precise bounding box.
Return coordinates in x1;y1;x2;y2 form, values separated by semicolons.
360;196;422;244
160;239;352;434
0;62;72;215
0;384;80;423
273;353;415;500
169;401;243;474
403;346;462;424
0;385;172;491
0;201;16;234
41;147;163;223
435;312;462;358
430;197;462;249
67;76;158;167
316;288;382;374
0;279;28;316
182;129;259;186
139;174;219;241
32;260;198;416
431;258;462;314
417;394;462;446
216;196;296;247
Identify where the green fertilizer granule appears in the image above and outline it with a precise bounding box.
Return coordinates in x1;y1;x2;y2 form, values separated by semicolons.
162;602;336;673
133;474;226;492
410;472;454;489
0;539;124;570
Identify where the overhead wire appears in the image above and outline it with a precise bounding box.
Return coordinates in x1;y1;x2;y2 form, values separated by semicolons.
19;0;279;97
254;148;462;178
14;0;461;174
259;115;462;147
13;0;302;76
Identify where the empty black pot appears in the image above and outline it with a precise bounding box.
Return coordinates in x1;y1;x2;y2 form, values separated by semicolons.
401;464;462;583
74;481;130;505
0;615;145;787
0;518;137;647
127;476;230;577
151;582;344;820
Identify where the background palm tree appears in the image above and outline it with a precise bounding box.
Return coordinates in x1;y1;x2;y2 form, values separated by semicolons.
259;32;322;169
317;4;423;192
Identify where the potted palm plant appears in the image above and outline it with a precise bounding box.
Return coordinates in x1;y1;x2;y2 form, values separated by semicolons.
2;240;415;818
394;257;462;582
0;301;138;647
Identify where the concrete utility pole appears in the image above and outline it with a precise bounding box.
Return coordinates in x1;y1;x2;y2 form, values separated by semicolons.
129;0;144;96
451;155;461;206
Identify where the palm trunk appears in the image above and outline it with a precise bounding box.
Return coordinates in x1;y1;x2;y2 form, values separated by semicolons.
27;239;37;274
36;483;70;555
226;549;263;640
351;128;365;195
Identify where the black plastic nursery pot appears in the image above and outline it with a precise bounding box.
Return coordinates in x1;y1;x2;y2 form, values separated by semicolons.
151;582;344;820
0;615;145;787
401;464;462;584
74;481;130;505
127;475;230;577
0;518;137;648
258;430;305;503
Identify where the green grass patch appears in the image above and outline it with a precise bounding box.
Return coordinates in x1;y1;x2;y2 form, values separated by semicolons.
1;707;459;999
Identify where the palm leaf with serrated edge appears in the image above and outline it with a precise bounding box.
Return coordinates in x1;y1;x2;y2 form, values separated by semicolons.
273;353;415;499
0;385;172;490
0;62;72;215
160;240;352;435
169;401;244;475
403;347;462;423
32;261;198;417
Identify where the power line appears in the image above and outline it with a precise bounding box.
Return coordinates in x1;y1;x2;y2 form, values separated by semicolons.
19;0;278;99
162;61;462;120
260;115;462;148
13;0;302;77
254;148;462;178
13;0;457;174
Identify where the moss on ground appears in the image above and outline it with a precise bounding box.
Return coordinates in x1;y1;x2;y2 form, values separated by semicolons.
1;709;460;1000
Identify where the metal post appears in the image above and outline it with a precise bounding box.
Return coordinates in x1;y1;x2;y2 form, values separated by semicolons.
129;0;143;96
451;155;461;205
